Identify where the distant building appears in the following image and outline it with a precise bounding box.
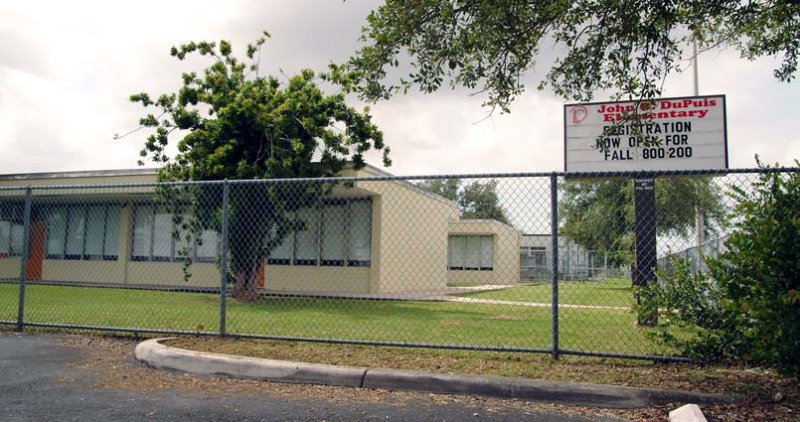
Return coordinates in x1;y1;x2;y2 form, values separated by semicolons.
521;234;623;280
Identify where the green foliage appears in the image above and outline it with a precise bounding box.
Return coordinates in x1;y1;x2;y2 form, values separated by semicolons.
329;0;799;111
125;32;391;299
460;180;510;224
418;178;510;224
560;177;723;266
635;259;727;355
637;163;800;375
418;178;460;202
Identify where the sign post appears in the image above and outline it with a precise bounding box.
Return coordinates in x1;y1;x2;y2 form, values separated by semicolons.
633;177;656;287
563;95;728;325
633;177;657;325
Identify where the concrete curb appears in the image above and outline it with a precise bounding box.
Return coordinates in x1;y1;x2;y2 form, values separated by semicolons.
134;338;366;388
135;338;734;409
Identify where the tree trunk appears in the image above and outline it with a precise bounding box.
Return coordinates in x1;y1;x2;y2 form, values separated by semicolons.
233;266;260;302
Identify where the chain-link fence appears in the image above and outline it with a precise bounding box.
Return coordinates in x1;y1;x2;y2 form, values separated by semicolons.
657;235;728;278
0;168;795;360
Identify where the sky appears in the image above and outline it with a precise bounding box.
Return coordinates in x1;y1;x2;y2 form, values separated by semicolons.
1;0;798;177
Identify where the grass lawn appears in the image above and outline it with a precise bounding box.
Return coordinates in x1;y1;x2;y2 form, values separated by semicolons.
0;283;18;324
456;277;635;308
1;282;668;356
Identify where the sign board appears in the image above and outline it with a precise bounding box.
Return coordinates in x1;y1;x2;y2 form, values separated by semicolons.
564;95;727;172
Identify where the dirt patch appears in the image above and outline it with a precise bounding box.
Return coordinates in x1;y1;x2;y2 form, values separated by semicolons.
45;333;630;419
20;330;794;421
491;314;524;321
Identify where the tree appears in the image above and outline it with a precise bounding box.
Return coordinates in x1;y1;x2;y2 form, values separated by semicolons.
417;178;460;202
330;0;798;111
560;177;724;267
418;178;510;224
125;33;391;300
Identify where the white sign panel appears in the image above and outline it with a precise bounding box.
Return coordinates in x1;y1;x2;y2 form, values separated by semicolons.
564;95;728;172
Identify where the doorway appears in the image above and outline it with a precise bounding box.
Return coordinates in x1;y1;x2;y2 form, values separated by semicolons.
25;221;44;279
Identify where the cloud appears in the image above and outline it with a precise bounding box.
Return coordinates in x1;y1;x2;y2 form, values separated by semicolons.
362;91;565;175
661;50;800;167
0;1;797;178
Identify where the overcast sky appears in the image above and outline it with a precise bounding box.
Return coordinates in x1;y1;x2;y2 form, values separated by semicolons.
1;0;798;177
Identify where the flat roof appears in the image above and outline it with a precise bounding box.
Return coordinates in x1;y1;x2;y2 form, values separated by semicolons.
0;164;390;181
450;218;520;232
0;164;460;208
0;168;157;181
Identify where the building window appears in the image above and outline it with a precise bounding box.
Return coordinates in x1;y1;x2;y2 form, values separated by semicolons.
524;246;547;267
348;200;372;267
131;204;220;263
268;198;372;267
294;206;319;266
0;205;25;258
448;235;493;271
46;205;120;260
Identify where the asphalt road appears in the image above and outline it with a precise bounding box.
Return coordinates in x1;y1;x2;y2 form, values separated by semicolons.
0;332;623;421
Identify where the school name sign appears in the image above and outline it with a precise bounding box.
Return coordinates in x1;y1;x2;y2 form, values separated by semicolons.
564;95;728;172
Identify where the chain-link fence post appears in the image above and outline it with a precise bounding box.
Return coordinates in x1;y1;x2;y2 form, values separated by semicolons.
550;174;559;360
15;186;32;332
219;180;230;336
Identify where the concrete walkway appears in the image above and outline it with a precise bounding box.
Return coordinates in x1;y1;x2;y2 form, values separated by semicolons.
441;296;630;311
259;285;630;311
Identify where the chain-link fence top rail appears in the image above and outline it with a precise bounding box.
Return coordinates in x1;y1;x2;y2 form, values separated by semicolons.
0;167;797;360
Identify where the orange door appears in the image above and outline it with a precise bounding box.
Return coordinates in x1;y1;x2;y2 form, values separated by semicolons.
25;221;44;279
256;261;265;287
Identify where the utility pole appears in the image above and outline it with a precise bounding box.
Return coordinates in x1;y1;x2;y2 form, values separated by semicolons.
693;39;705;247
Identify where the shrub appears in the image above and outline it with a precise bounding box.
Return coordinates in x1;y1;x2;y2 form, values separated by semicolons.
638;162;800;375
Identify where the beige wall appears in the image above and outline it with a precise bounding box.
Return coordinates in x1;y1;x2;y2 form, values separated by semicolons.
125;262;219;288
42;260;125;284
356;171;460;293
447;220;521;285
0;257;20;279
264;265;371;294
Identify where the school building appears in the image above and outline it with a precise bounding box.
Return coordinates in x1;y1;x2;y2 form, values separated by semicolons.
0;166;522;294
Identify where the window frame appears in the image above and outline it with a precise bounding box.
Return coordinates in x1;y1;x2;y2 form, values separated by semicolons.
524;246;547;267
64;206;86;260
0;203;24;258
45;203;120;261
448;234;494;271
130;203;220;264
320;199;347;267
293;205;321;266
267;197;372;268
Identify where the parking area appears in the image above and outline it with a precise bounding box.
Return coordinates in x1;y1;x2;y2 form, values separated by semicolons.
0;332;623;422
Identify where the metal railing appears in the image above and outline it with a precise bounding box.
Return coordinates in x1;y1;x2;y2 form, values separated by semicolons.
1;167;796;361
